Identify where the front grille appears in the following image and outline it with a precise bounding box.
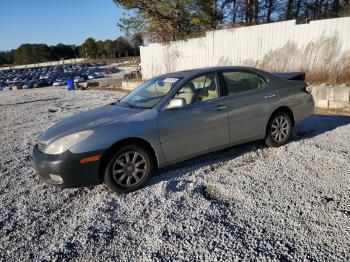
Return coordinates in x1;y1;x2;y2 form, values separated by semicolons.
38;142;47;152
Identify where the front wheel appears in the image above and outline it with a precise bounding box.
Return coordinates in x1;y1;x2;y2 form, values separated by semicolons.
104;144;154;193
265;111;292;147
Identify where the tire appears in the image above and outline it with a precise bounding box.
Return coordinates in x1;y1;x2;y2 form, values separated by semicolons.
265;110;292;147
104;144;154;193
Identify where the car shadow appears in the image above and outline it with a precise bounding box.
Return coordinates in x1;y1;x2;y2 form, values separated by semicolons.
146;114;350;188
292;114;350;141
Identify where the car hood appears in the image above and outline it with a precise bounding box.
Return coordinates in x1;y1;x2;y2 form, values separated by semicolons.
38;104;142;144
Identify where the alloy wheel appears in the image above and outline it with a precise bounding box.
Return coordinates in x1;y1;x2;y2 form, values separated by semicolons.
271;116;289;143
112;151;147;187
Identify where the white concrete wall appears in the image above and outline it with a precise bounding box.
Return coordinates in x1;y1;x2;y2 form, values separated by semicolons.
140;17;350;79
311;85;350;111
0;58;86;71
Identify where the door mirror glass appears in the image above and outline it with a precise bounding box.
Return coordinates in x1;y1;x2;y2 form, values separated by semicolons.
166;98;186;109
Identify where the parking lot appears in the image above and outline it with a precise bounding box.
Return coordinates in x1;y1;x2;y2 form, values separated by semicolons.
0;63;121;90
0;87;349;260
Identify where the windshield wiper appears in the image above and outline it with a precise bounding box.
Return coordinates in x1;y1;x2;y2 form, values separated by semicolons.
120;101;136;108
119;100;152;109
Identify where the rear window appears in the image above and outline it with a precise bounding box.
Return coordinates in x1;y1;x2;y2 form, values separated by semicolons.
222;71;266;95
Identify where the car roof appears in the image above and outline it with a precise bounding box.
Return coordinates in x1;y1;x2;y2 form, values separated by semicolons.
159;66;265;78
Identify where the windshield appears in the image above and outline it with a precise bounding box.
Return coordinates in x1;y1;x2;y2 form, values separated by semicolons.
119;77;181;108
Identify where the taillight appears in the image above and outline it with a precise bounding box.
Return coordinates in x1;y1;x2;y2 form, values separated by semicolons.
304;86;312;94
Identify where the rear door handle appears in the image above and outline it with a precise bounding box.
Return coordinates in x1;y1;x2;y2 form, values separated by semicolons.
215;105;227;111
264;94;276;99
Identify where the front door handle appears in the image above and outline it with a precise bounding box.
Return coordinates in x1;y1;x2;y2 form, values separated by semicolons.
264;94;276;99
215;105;227;111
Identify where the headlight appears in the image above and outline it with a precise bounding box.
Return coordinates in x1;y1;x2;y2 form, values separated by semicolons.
44;130;94;155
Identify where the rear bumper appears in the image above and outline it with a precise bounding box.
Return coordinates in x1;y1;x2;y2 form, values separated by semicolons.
33;145;103;188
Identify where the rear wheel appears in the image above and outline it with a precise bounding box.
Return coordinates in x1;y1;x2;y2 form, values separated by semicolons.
265;111;292;147
104;144;154;193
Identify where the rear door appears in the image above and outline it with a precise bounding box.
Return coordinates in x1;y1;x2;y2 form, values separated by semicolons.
218;70;278;144
158;73;230;163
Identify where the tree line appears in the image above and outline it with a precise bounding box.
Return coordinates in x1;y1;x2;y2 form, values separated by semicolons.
114;0;350;42
2;1;348;66
0;34;143;66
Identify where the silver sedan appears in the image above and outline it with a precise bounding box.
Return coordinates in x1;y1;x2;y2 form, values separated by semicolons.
33;66;314;193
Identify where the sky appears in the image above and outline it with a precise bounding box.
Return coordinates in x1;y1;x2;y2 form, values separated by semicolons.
0;0;125;51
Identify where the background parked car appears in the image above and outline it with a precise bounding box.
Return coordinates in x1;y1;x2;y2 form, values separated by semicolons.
0;63;120;89
74;74;89;83
123;70;141;81
52;79;66;86
23;80;36;89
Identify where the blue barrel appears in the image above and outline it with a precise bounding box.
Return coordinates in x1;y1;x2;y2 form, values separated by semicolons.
67;79;74;91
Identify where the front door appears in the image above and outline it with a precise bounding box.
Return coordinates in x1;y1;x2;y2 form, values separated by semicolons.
158;73;230;163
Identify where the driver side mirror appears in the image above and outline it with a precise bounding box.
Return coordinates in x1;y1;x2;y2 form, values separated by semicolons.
166;98;186;109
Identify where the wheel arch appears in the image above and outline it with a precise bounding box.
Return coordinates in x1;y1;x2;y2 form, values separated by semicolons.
98;137;159;183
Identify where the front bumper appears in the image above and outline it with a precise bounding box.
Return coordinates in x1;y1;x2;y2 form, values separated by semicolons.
33;145;103;188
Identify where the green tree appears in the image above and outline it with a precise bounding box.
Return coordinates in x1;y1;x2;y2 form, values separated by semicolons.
80;37;98;58
131;32;144;55
72;45;80;58
96;40;107;58
13;44;52;64
104;39;116;58
32;44;51;62
0;50;14;65
117;13;143;37
115;36;132;57
113;0;232;42
51;43;75;60
0;52;6;65
114;0;350;42
14;44;33;64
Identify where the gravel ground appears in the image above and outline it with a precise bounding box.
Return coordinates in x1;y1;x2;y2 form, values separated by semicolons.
0;87;349;261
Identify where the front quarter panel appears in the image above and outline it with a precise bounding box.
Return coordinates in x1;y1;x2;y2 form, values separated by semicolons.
69;109;160;154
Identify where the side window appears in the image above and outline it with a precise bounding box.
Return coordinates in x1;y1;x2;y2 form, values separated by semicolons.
222;71;266;95
174;73;219;105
